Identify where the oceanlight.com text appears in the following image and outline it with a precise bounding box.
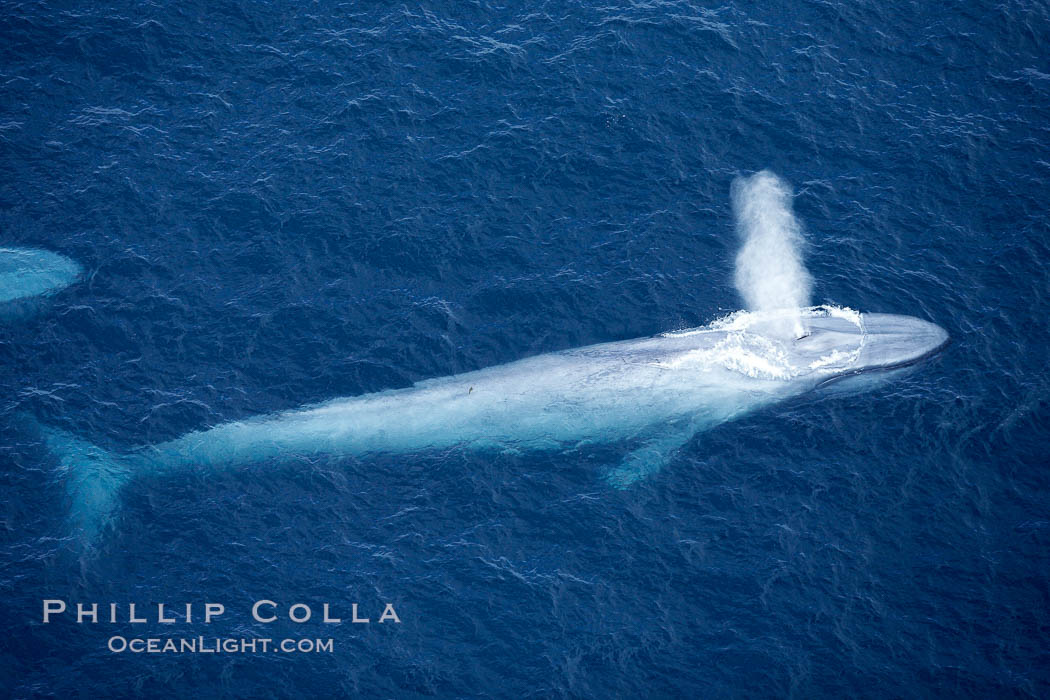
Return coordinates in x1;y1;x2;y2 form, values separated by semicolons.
107;636;334;654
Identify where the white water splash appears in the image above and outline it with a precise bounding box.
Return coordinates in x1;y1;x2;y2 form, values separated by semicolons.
660;306;866;380
731;170;812;339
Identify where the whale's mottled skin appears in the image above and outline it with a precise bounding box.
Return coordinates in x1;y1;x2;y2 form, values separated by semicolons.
39;306;947;545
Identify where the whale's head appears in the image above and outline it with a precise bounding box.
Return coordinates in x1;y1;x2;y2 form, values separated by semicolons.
790;308;948;379
698;306;948;385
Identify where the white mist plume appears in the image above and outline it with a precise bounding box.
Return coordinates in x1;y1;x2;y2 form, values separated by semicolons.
731;170;813;339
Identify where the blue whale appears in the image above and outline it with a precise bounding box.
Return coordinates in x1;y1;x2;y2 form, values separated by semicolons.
0;247;81;303
0;247;81;319
37;305;947;546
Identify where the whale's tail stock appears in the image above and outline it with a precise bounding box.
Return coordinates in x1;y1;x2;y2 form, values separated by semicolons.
30;419;130;549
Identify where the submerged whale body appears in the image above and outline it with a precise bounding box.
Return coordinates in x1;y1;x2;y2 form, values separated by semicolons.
38;305;947;546
0;247;81;304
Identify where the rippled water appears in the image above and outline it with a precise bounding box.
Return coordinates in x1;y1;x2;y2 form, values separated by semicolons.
2;0;1049;697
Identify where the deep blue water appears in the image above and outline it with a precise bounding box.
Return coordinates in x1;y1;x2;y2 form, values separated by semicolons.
2;0;1049;697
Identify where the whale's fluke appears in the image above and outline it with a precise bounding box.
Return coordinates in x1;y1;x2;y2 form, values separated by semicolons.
731;171;812;339
37;424;129;546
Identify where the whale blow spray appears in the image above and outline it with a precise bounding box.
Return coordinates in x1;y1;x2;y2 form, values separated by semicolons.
731;170;812;339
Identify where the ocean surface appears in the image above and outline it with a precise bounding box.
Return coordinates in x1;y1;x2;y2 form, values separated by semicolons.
2;0;1049;697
